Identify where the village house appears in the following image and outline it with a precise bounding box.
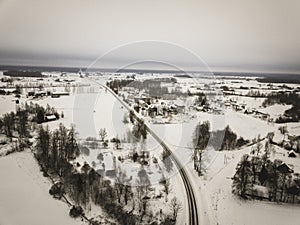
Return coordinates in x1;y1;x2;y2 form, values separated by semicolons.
51;91;69;98
45;114;57;122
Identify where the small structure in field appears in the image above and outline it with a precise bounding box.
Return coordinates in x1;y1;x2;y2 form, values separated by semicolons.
288;150;297;158
103;152;116;177
35;91;47;97
45;115;57;122
51;91;70;98
27;91;35;97
276;163;294;174
252;185;269;200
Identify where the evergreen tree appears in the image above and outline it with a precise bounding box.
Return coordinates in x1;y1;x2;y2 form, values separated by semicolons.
16;109;29;137
221;126;237;150
162;149;173;172
232;154;253;198
36;125;51;172
66;125;79;160
193;121;210;175
36;106;45;124
98;128;107;142
3;112;15;137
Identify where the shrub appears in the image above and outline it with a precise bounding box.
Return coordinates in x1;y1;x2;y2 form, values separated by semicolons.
69;206;84;218
49;182;64;199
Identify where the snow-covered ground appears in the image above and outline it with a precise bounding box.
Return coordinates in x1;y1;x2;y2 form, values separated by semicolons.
0;95;19;115
150;109;300;225
202;144;300;225
0;151;85;225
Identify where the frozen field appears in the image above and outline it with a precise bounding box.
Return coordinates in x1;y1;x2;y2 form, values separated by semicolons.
0;151;85;225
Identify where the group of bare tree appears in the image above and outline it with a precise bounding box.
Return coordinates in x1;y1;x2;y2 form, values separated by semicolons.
193;121;250;176
0;102;60;139
232;144;300;203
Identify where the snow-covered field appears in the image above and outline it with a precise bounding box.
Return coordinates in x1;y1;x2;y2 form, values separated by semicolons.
150;109;300;225
202;145;300;225
0;95;18;115
0;151;85;225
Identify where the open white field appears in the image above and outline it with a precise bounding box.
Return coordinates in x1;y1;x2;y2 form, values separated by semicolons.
0;151;85;225
202;145;300;225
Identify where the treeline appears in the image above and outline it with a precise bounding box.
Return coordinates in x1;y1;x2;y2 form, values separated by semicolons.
107;78;177;91
107;78;179;97
211;126;249;151
257;75;300;84
107;78;135;91
262;92;300;123
233;151;300;203
3;70;43;77
193;121;249;152
0;110;29;138
193;121;249;175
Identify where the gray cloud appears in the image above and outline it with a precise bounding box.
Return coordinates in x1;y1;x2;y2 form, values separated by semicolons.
0;0;300;73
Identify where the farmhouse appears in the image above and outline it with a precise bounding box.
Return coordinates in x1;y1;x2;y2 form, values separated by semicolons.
45;115;57;122
51;91;69;98
288;150;297;158
103;152;116;177
34;91;47;97
276;163;294;174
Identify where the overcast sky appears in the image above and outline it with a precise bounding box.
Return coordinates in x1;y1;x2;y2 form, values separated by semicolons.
0;0;299;73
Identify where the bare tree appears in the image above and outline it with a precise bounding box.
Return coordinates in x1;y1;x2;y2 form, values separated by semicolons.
169;197;182;221
193;121;210;176
263;139;275;160
99;128;107;142
122;113;129;124
162;149;173;172
279;125;288;142
251;136;263;156
232;154;253;198
160;177;172;202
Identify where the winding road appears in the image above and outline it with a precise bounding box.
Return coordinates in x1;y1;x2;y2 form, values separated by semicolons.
89;77;199;225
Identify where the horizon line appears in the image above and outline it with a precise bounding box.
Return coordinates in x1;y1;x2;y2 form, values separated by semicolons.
0;64;300;76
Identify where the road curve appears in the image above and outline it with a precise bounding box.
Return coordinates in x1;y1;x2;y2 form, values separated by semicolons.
89;78;199;225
